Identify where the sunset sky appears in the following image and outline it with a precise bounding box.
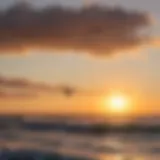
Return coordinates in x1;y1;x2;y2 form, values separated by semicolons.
0;0;159;118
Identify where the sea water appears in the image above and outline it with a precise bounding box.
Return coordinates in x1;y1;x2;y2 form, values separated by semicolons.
0;129;159;160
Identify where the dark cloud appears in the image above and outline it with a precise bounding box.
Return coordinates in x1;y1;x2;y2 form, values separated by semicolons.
0;2;152;56
0;89;35;99
0;75;75;98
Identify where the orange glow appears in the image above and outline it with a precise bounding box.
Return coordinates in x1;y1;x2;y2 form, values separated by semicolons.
105;92;131;114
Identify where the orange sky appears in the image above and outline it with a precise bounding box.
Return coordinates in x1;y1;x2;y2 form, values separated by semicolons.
0;1;159;119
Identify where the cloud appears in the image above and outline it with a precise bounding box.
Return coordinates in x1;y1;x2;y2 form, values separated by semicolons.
0;89;35;99
0;2;152;56
0;75;75;98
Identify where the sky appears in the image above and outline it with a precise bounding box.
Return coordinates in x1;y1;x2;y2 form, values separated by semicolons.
0;0;159;119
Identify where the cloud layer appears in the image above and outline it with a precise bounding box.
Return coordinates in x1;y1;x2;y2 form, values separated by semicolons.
0;3;152;56
0;75;74;98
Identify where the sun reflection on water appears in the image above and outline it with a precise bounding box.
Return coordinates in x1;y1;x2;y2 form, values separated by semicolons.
101;154;145;160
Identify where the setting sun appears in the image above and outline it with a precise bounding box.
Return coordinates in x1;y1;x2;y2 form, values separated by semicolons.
105;93;130;113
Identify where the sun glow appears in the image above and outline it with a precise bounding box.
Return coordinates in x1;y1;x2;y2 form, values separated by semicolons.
105;93;130;113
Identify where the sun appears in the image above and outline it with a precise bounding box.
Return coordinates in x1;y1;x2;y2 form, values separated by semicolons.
110;96;126;110
105;93;129;113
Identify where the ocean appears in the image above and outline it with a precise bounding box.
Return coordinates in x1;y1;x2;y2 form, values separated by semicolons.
0;128;159;160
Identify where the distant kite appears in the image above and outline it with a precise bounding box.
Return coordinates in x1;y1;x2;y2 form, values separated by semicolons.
63;87;75;97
